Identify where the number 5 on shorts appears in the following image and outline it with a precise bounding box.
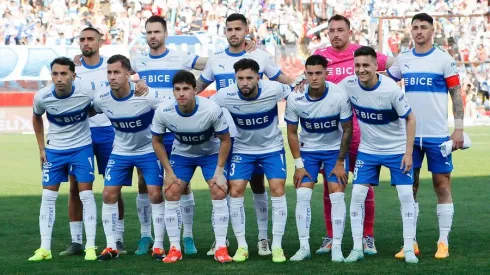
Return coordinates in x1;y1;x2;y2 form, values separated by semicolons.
43;169;50;182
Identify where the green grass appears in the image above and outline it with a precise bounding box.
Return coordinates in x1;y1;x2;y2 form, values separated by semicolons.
1;127;489;274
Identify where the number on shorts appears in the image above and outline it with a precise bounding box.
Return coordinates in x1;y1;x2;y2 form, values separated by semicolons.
353;167;358;181
43;170;50;182
229;163;236;176
105;168;112;181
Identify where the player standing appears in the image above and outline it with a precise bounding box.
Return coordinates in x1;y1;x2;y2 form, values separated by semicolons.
213;58;291;263
30;57;98;261
285;55;353;262
93;55;167;261
341;46;418;264
196;13;294;256
151;70;233;263
312;14;395;255
386;13;464;259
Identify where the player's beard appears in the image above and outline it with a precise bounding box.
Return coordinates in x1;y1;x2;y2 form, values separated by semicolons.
82;49;97;57
148;39;163;50
228;36;245;48
239;84;257;98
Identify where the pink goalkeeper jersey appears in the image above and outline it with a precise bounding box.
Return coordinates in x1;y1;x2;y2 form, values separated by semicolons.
313;44;389;158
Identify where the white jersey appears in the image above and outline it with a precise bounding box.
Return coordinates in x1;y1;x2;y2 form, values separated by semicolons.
200;48;282;137
340;75;412;155
213;80;291;154
131;48;199;98
387;46;459;138
33;78;92;150
75;56;112;128
93;83;166;156
151;97;229;158
284;82;353;152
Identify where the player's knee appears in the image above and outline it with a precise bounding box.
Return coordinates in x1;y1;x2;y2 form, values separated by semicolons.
296;187;312;203
182;184;191;195
164;184;182;201
351;184;369;203
269;183;284;197
210;186;227;200
229;188;245;198
103;189;118;204
396;185;415;204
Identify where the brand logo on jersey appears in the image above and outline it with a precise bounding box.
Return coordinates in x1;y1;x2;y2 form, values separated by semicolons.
231;155;242;163
42;162;53;169
47;106;90;126
404;64;410;69
50;107;59;112
352;104;399;125
351;96;358;102
450;62;456;67
108;160;115;165
141;61;147;66
328;66;353;76
110;109;154;133
218;64;225;70
217;111;224;119
295;96;305;101
300;115;340;134
169;160;175;165
162;107;173;112
399;94;405;101
347;79;356;84
232;106;277;130
42;93;53;100
106;110;114;115
232;105;241;111
227;92;237;97
100;92;110;98
302;111;310;117
355;160;364;168
174;127;214;145
170;124;178;130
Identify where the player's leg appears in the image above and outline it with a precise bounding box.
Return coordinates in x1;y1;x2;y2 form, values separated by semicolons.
425;137;454;259
60;173;84;256
260;150;288;263
135;168;153;255
317;167;333;255
345;152;380;263
116;192;126;253
181;184;197;255
250;168;271;256
387;154;418;264
70;145;97;260
201;154;232;263
228;153;255;262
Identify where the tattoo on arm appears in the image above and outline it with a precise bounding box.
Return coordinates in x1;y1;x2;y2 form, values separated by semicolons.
196;78;211;94
338;120;353;162
449;85;464;120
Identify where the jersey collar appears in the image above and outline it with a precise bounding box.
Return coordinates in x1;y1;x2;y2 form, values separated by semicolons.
225;48;246;57
110;82;134;101
305;82;329;102
81;57;104;69
412;47;435;57
149;48;170;59
175;96;199;117
358;74;382;91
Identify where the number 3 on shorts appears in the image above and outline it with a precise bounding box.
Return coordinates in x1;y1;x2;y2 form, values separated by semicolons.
229;163;235;176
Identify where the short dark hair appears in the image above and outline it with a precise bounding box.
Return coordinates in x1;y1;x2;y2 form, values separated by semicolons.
328;14;350;29
411;13;433;25
353;46;377;59
107;54;132;71
81;27;101;36
50;57;75;72
305;55;328;69
233;58;260;74
145;15;167;31
226;13;248;26
172;70;196;88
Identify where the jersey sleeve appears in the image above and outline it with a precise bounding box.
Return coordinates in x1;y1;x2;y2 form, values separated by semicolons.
150;108;167;136
211;89;226;107
284;96;299;125
386;56;402;81
376;52;388;71
339;91;353;122
146;88;167;109
182;52;200;70
212;105;229;134
274;82;292;102
130;56;139;74
199;56;215;84
32;91;45;116
392;88;412;118
263;53;282;81
442;55;460;88
92;97;104;114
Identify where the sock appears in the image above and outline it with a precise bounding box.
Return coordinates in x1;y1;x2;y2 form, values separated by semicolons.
136;193;152;238
271;194;287;250
152;202;165;250
322;173;333;238
350;185;368;251
165;201;182;250
212;199;229;248
79;190;97;248
295;188;312;250
229;197;247;248
363;186;375;237
180;193;195;238
437;203;454;245
330;192;346;248
40;189;58;250
253;191;269;241
70;221;83;245
397;185;416;251
115;219;124;243
102;202;118;250
414;202;419;241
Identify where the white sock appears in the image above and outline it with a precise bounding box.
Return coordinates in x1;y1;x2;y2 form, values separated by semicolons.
79;190;97;248
437;203;454;245
414;202;419;241
229;197;247;248
102;202;118;249
152;202;165;250
350;185;368;251
212;199;229;248
330;192;346;249
165;201;182;251
295;188;312;250
253;191;269;241
397;185;416;251
40;189;58;250
180;193;195;239
70;221;83;245
136;193;152;238
271;194;287;250
115;219;124;243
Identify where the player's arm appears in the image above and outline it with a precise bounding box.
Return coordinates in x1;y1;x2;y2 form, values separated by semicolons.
196;77;213;94
386;56;395;69
331;120;352;186
32;95;47;169
402;112;416;173
385;56;402;82
448;80;465;150
151;112;178;189
276;73;295;85
208;106;231;193
192;56;208;71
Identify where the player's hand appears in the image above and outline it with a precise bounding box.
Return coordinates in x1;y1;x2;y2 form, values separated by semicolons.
292;74;307;93
211;173;229;194
134;80;149;96
164;173;181;191
73;54;82;66
400;153;413;174
329;161;348;186
293;167;311;189
39;149;47;170
450;129;464;150
244;39;257;52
